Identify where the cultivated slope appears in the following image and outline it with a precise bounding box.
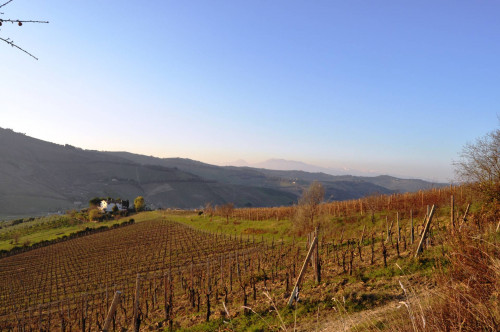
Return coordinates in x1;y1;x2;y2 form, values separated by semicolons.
0;129;295;218
0;128;445;219
107;152;445;200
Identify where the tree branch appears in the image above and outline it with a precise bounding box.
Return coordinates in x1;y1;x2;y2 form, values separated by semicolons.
0;0;14;9
0;36;38;60
0;19;49;24
0;0;48;59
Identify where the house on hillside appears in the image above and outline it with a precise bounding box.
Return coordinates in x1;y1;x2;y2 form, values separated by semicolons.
99;199;129;212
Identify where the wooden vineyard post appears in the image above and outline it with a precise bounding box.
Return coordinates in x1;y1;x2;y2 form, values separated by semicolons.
358;225;365;262
102;291;121;332
387;218;394;244
287;235;318;306
370;233;375;265
206;258;211;322
385;216;389;242
459;203;470;230
164;271;174;330
450;195;455;233
415;205;436;257
314;227;320;284
396;212;401;242
132;274;141;332
381;233;387;267
359;225;366;245
410;209;414;244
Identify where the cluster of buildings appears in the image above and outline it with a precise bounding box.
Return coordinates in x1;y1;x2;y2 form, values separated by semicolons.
98;199;129;213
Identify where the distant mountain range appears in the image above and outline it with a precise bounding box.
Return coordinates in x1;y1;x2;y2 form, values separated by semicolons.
224;158;380;177
0;128;447;219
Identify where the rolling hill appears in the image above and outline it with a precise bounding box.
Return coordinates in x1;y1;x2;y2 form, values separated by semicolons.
0;129;295;219
0;128;446;219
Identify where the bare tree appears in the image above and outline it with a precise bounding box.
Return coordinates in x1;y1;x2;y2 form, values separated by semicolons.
0;0;49;60
455;127;500;203
203;202;214;218
216;203;234;223
292;181;325;235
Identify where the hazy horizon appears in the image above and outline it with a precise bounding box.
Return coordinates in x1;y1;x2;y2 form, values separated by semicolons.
2;127;448;182
2;1;499;183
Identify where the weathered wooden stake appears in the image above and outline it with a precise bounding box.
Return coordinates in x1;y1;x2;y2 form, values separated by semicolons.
415;205;436;257
370;233;375;265
132;274;141;332
451;195;455;233
410;209;414;244
388;219;394;244
102;291;121;332
396;212;400;242
459;203;470;230
381;234;387;268
287;236;318;306
359;225;366;245
314;227;320;284
386;216;389;242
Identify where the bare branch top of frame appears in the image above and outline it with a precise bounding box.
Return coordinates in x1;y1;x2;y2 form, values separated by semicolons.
0;19;49;24
0;0;14;9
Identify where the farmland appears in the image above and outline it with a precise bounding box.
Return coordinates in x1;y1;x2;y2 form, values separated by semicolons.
0;187;498;331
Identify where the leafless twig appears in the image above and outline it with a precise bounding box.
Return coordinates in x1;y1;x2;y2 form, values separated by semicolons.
0;0;14;9
0;0;49;59
0;36;38;60
1;19;49;24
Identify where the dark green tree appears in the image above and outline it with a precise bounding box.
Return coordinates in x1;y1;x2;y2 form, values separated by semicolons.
89;197;102;208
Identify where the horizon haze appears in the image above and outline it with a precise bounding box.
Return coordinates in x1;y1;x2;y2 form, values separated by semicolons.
2;1;499;182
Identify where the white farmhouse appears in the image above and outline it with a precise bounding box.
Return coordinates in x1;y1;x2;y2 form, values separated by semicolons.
99;200;123;212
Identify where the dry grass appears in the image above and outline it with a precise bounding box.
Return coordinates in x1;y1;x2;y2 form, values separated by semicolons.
386;219;500;332
422;228;500;331
327;213;500;332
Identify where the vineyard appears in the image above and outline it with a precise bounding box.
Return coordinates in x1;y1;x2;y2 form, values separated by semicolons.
0;186;498;331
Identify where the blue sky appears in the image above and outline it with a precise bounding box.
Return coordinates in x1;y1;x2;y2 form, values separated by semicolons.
1;1;498;182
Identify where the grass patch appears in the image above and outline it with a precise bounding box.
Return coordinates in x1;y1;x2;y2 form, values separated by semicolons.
164;212;303;244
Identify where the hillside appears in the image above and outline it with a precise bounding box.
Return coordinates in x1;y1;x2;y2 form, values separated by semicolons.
0;129;295;219
107;152;445;200
0;128;445;219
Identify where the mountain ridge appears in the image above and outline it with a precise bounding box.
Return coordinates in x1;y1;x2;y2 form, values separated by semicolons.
0;128;446;219
223;158;380;177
